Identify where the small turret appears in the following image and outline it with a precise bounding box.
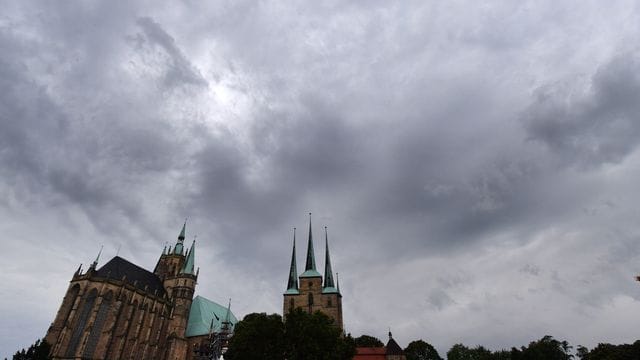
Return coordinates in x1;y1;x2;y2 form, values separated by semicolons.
174;221;186;255
88;246;103;271
181;238;196;275
300;213;321;278
322;227;338;293
285;228;299;294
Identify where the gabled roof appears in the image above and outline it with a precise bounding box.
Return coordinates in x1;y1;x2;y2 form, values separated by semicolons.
186;295;238;337
95;256;165;296
385;337;404;355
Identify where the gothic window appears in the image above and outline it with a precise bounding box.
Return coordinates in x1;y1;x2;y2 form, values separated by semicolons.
308;282;312;288
60;284;80;327
289;298;294;311
83;291;113;358
328;298;332;307
66;288;98;357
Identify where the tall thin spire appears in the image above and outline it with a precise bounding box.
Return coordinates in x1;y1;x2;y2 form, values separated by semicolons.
323;226;336;290
90;245;103;270
181;237;196;274
300;213;321;277
336;272;341;293
174;220;186;255
285;228;299;293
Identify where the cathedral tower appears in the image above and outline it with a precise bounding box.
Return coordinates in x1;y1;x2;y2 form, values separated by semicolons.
283;214;343;330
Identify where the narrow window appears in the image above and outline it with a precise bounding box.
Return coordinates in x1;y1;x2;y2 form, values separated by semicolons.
83;291;113;358
66;288;98;357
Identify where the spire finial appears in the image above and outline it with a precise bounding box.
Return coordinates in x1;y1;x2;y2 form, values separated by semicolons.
285;228;299;293
90;245;103;269
174;220;186;255
323;226;336;289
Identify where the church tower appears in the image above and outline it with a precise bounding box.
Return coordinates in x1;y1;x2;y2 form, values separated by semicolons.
283;214;343;330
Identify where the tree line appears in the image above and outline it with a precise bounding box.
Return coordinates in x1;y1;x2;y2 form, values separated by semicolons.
10;320;640;359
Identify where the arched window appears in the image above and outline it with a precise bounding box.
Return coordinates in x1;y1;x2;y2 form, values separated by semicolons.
83;291;113;358
66;288;98;357
60;284;80;327
308;293;314;313
289;298;295;311
327;298;332;307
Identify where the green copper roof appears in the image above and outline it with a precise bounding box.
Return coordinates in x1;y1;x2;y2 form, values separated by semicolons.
323;227;335;289
174;222;186;255
186;295;238;337
286;228;299;292
322;286;339;294
181;239;196;274
301;213;319;278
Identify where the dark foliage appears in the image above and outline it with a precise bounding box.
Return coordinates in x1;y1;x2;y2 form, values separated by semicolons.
12;338;51;360
405;339;443;360
225;309;354;360
355;334;384;347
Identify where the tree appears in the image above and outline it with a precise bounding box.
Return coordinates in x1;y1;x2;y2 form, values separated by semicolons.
225;310;354;360
12;338;51;360
404;339;443;360
355;335;384;347
519;335;572;360
224;313;285;360
284;308;355;360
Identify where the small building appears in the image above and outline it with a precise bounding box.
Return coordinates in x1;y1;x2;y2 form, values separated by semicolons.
354;332;407;360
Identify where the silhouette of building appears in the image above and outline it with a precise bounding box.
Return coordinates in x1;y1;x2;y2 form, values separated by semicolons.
283;213;343;330
353;332;407;360
44;223;236;360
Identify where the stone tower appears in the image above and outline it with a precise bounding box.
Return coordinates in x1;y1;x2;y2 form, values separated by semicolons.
283;214;343;330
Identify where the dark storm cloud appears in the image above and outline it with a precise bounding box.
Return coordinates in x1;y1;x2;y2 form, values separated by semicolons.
523;52;640;167
3;1;640;358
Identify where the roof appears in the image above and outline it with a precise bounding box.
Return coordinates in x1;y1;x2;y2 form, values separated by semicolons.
385;337;404;355
95;256;165;296
186;295;238;337
354;347;386;360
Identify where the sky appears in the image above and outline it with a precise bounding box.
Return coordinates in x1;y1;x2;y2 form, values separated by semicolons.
2;0;640;357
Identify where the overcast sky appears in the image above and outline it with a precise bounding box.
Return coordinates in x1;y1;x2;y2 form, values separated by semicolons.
3;1;640;357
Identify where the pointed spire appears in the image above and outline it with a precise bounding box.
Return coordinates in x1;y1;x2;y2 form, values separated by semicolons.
323;227;336;289
90;245;103;270
181;237;196;274
224;298;232;324
174;220;186;255
336;272;341;293
300;213;321;277
285;228;299;294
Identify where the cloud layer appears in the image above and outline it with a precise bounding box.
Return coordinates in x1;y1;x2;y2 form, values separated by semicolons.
2;1;640;357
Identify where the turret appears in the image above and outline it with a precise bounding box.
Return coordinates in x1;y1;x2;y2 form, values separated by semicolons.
322;227;338;294
285;228;299;294
300;213;321;278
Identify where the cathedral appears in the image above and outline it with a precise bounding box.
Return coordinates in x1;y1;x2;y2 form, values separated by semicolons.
44;223;237;360
283;214;343;330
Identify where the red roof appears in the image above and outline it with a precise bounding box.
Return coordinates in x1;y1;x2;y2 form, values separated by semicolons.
353;347;386;360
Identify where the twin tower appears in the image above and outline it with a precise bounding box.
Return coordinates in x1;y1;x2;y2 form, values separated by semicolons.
283;214;343;330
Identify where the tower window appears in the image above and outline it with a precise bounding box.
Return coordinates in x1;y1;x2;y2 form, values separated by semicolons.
328;298;332;307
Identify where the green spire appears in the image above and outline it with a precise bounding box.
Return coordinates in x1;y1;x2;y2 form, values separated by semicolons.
301;213;321;277
89;245;103;270
181;238;196;274
322;227;337;292
174;221;186;255
285;228;299;294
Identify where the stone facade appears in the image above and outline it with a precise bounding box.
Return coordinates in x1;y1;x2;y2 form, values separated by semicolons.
283;216;344;330
44;224;231;360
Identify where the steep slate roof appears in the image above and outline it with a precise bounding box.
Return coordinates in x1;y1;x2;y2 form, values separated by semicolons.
385;337;404;355
186;295;238;337
95;256;166;296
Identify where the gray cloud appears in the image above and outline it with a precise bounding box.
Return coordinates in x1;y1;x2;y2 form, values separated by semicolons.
3;1;640;358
